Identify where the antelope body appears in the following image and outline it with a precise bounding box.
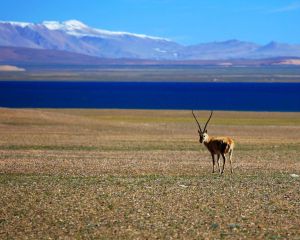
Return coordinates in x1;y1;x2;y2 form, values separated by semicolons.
192;111;235;174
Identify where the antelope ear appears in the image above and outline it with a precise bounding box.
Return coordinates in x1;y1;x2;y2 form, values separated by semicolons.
205;129;207;133
198;130;201;134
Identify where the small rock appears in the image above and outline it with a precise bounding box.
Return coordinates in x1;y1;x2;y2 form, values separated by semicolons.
228;223;240;230
290;174;299;178
210;223;219;230
178;184;188;188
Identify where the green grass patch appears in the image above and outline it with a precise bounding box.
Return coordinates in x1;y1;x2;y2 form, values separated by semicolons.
93;115;300;126
237;143;300;151
0;141;200;152
0;145;98;151
1;142;299;152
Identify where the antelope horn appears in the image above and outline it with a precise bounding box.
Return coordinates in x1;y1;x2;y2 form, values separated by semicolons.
192;110;202;132
203;110;213;132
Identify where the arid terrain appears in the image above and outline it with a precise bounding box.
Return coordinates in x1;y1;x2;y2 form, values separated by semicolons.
0;108;299;239
1;65;300;82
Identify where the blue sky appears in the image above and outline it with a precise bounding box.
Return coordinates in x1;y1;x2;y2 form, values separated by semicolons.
1;0;299;45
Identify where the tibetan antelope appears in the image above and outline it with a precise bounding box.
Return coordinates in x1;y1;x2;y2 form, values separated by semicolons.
192;110;235;174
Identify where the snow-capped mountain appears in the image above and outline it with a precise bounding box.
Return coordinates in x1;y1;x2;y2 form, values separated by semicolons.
0;20;300;60
0;20;182;59
42;20;169;40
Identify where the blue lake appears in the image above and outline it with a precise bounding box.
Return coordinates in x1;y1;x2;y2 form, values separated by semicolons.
0;81;299;111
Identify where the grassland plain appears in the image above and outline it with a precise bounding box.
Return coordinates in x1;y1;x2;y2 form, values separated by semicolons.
0;108;299;239
1;65;300;82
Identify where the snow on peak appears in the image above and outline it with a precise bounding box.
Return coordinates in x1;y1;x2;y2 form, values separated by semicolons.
96;29;170;41
1;19;170;41
42;19;169;41
64;20;88;29
0;21;32;27
42;21;62;30
42;20;88;31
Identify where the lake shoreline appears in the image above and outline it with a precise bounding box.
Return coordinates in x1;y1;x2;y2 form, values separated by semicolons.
0;81;299;112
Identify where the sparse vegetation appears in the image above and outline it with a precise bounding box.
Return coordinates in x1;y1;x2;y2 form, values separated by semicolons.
1;65;300;82
0;109;299;239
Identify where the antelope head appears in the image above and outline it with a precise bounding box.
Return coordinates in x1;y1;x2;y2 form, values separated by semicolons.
192;110;213;143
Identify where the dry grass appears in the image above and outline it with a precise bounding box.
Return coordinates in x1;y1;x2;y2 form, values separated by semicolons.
0;108;299;239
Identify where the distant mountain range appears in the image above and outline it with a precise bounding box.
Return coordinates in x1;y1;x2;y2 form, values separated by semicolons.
1;20;300;61
2;46;299;67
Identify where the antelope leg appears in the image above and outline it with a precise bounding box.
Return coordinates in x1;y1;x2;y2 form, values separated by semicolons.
229;150;233;174
211;153;215;173
221;154;226;174
217;154;221;173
